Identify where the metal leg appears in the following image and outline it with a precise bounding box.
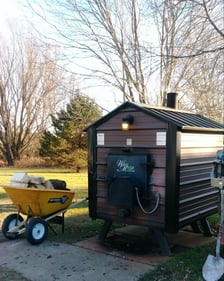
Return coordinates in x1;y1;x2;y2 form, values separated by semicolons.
150;227;172;256
48;214;65;233
98;219;112;241
25;206;32;226
191;221;202;233
47;223;58;235
200;218;213;237
62;212;65;233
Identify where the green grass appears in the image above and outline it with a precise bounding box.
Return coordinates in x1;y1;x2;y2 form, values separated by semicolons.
138;214;223;281
139;242;224;281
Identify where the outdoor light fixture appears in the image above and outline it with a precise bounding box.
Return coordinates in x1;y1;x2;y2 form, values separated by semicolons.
121;115;134;130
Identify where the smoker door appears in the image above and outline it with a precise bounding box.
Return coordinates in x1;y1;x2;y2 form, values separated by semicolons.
107;153;153;207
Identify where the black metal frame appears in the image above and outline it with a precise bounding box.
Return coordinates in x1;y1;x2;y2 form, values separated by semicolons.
87;126;97;220
165;124;180;233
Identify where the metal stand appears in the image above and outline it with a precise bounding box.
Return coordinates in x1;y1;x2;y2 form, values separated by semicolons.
200;218;213;236
150;227;172;256
98;220;172;256
48;212;65;233
191;218;213;236
98;219;112;241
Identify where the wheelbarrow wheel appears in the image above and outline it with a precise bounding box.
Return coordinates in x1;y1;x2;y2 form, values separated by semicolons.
2;213;24;239
25;218;48;245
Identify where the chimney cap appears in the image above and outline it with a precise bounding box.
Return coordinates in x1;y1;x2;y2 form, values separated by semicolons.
167;92;179;109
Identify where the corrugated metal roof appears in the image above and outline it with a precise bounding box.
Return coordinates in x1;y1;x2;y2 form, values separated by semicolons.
144;107;224;129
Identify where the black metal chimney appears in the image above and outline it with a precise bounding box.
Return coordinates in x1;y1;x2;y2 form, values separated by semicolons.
167;92;178;109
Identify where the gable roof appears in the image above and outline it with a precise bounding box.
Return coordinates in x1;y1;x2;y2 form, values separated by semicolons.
85;101;224;132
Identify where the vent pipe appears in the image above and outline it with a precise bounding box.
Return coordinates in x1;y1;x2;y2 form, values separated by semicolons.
167;92;179;109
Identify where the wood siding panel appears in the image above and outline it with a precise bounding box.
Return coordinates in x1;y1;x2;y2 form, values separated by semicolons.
97;110;168;131
152;168;166;187
96;197;165;227
178;132;223;226
96;129;168;147
93;116;167;227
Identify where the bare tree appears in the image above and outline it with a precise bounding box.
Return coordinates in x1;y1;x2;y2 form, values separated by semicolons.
0;27;66;165
179;0;224;122
150;0;197;105
150;0;222;100
179;51;223;122
149;0;223;123
26;0;157;104
25;0;223;122
197;0;224;39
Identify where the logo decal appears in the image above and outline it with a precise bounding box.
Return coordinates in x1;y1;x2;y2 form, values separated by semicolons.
116;159;135;173
48;195;69;204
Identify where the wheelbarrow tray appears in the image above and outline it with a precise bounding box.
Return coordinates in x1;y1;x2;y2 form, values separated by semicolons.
2;186;75;217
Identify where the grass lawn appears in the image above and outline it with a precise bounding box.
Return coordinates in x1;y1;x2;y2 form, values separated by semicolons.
139;242;224;281
0;167;223;280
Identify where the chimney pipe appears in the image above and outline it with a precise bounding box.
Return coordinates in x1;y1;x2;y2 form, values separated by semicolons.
167;92;179;109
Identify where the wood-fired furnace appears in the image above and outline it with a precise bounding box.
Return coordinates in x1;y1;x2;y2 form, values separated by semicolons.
85;97;224;255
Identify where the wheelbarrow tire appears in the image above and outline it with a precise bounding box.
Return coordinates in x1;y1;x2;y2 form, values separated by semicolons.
2;213;24;239
25;218;48;245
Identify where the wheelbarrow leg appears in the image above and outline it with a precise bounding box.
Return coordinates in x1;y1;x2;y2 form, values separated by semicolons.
47;212;65;234
47;223;58;235
62;212;65;233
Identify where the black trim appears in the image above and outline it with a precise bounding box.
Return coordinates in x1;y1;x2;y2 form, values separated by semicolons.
165;124;180;233
87;127;97;219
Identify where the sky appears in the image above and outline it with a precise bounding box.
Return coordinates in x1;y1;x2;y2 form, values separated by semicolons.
0;0;20;16
0;0;121;114
0;0;22;27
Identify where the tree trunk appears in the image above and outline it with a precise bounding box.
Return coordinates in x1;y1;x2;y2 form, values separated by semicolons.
4;145;14;166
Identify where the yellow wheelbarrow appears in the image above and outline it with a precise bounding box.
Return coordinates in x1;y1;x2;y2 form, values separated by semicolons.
1;185;86;245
